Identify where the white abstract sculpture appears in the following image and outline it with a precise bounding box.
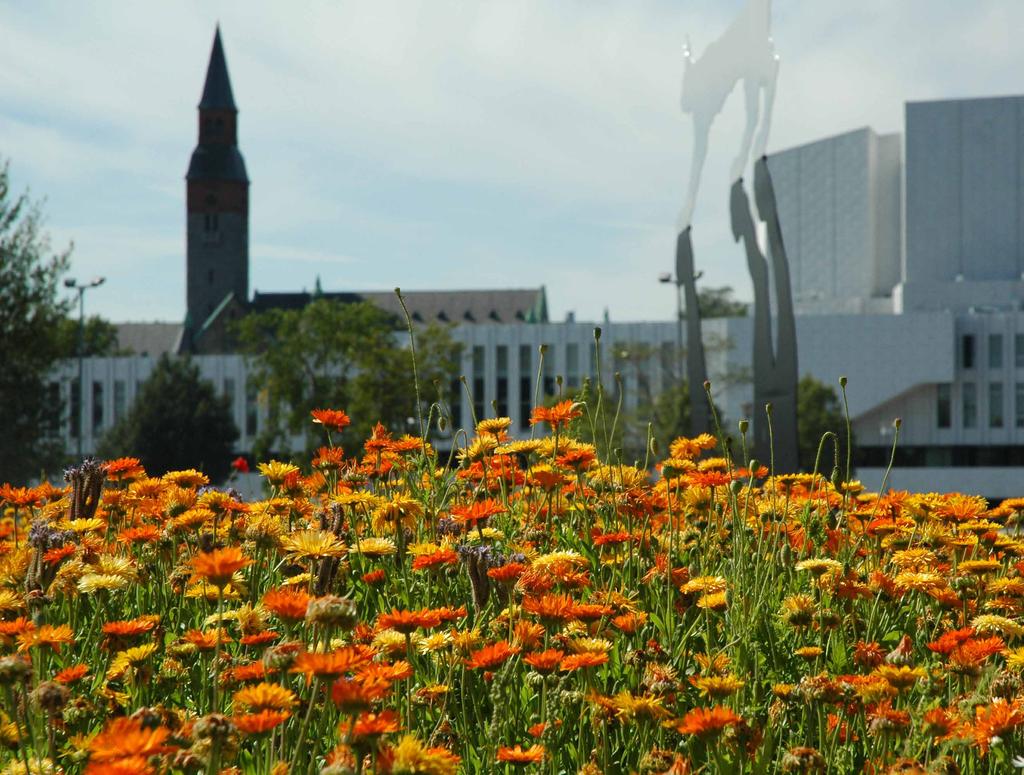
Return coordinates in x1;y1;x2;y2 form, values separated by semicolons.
678;0;779;230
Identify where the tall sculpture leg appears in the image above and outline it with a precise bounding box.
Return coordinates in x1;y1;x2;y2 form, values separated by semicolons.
729;180;774;464
675;228;711;435
755;157;799;473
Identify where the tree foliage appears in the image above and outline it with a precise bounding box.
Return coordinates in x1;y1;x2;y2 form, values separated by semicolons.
234;299;461;457
697;286;749;318
0;161;72;483
55;315;123;358
98;355;239;481
797;374;852;474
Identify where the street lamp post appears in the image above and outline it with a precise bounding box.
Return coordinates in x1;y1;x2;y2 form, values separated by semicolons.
64;276;106;460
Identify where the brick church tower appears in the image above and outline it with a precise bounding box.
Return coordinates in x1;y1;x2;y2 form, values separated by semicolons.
185;27;249;334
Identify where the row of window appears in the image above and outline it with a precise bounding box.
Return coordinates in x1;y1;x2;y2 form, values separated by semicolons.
936;382;1024;429
960;333;1024;370
456;341;681;430
60;377;260;440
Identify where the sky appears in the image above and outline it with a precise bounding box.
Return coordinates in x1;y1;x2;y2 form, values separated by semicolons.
3;0;1024;325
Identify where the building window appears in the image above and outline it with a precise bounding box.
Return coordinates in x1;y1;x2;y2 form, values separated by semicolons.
566;343;580;388
69;381;81;439
204;213;219;232
245;380;259;437
962;383;977;428
472;345;486;421
989;334;1003;369
989;382;1004;428
542;344;556;397
224;378;236;408
936;383;951;428
496;346;508;417
92;381;104;435
519;345;532;430
113;380;126;424
45;382;61;436
1016;382;1024;428
962;335;975;369
1016;334;1024;369
448;378;462;433
208;269;215;285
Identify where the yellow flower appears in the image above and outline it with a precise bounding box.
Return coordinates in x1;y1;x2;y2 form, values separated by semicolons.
354;537;397;558
107;643;158;681
372;496;424;534
958;559;1002;576
682;576;727;596
567;637;613;655
972;614;1024;638
795;559;842;577
697;592;728;612
873;665;926;690
388;735;460;775
0;589;25;614
458;436;498;464
77;574;130;594
57;518;106;533
280;529;347;561
691;674;745;698
610;691;670;722
780;594;817;628
162;469;210;488
258;461;300;486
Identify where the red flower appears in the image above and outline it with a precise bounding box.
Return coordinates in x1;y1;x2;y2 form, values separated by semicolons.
231;456;250;474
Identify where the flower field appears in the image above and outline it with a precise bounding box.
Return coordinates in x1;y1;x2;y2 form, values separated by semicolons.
2;403;1024;774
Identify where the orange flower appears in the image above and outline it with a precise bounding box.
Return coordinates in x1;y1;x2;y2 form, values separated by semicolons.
523;593;579;626
412;549;459;572
523;649;565;675
118;525;161;545
377;608;443;634
103;616;159;641
674;706;742;737
331;675;392;713
183;629;231;651
465;641;520;670
85;756;155;775
972;698;1024;754
54;664;90;684
497;744;545;765
240;630;280;647
263;588;313;623
191;546;251;588
88;716;174;761
19;623;74;652
233;682;298;712
104;457;145;481
233;709;291;736
291;647;374;683
450;499;505;527
529;400;582;429
312;409;352;432
349;709;401;742
488;563;528;583
559;652;608;672
43;544;77;564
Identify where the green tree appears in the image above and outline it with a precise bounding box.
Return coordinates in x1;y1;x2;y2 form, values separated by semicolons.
55;315;122;358
0;161;73;483
98;355;239;481
235;299;461;457
697;286;748;318
797;374;852;474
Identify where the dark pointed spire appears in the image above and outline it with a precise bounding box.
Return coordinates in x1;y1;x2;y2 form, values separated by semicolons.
199;26;236;110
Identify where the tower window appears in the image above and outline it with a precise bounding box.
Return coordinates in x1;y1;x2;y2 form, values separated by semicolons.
204;213;219;232
208;269;215;285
